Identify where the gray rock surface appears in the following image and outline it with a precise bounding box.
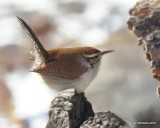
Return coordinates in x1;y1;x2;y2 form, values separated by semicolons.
45;89;130;128
127;0;160;96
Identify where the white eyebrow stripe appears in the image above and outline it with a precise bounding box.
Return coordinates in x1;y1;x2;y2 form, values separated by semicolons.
83;53;100;58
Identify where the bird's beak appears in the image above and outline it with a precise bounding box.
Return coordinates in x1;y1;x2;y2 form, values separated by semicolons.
101;50;114;56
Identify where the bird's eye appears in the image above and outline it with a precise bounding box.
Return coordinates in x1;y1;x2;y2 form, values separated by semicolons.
46;58;55;63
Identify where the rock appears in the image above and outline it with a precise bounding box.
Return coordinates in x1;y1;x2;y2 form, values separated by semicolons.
45;89;130;128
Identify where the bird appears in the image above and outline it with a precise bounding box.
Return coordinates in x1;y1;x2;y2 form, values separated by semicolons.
17;17;113;93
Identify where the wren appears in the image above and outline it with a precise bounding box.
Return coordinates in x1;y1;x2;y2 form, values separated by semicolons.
17;17;113;92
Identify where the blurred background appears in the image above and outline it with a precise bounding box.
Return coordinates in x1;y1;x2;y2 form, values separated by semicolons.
0;0;160;128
